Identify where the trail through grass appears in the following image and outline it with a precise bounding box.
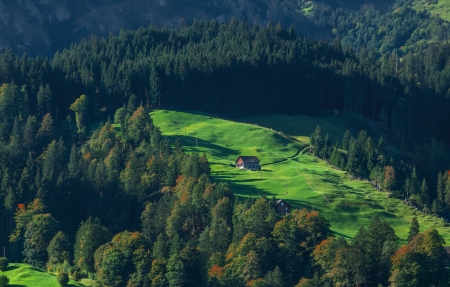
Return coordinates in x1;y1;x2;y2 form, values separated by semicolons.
151;110;450;243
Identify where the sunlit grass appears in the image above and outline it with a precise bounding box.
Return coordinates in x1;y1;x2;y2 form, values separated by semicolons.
0;263;85;287
413;0;450;22
152;109;450;243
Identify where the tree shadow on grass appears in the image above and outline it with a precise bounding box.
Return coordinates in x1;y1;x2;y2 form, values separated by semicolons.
5;265;20;271
9;285;27;287
166;135;239;158
331;230;353;240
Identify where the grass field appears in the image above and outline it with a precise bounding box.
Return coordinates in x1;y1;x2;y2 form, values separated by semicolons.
0;263;85;287
413;0;450;22
151;110;450;243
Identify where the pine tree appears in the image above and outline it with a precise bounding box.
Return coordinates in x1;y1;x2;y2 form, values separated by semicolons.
342;129;351;150
23;115;38;151
310;126;324;157
407;217;419;242
36;113;54;147
419;179;429;206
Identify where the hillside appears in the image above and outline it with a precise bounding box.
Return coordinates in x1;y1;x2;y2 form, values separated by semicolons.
413;0;450;21
0;0;445;56
151;110;450;242
1;263;85;287
0;15;449;285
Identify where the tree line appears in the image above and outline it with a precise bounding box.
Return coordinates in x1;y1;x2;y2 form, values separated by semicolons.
1;18;450;146
310;124;450;220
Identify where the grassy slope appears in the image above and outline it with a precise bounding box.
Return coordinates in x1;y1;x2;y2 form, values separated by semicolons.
1;263;85;287
413;0;450;22
152;110;450;243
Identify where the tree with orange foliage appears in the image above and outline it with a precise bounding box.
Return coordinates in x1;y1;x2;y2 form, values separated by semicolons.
383;165;396;191
390;229;449;287
10;198;45;244
272;209;331;285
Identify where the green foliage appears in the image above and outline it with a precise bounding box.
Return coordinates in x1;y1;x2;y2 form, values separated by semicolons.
23;213;59;268
408;217;420;243
390;229;450;286
0;258;8;271
69;94;89;139
95;231;151;287
0;263;83;287
74;217;110;273
56;271;69;286
0;275;8;287
47;231;71;267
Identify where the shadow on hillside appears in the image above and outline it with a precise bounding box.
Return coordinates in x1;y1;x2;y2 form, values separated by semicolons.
9;284;27;287
5;265;20;271
331;230;353;239
166;135;239;158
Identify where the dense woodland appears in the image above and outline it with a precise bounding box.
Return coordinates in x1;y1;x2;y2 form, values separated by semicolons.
0;18;449;286
292;0;450;54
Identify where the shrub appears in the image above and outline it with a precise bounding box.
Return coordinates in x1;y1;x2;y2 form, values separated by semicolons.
56;271;69;286
0;258;8;271
71;271;81;281
0;275;9;287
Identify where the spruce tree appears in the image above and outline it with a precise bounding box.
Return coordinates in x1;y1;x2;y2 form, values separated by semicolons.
407;217;419;242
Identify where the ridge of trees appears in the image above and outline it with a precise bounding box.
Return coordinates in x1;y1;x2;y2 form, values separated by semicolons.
0;18;450;147
310;124;450;220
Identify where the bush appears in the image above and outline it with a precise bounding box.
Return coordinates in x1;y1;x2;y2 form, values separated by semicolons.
0;258;8;271
57;271;69;286
71;271;81;281
0;275;9;287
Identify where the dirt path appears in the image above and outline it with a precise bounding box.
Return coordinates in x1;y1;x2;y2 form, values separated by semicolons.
295;167;331;204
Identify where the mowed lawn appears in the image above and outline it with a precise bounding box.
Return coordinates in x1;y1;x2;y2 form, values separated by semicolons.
151;110;450;243
1;263;85;287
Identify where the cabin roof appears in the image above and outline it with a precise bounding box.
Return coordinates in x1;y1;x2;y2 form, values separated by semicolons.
236;156;260;163
276;200;291;207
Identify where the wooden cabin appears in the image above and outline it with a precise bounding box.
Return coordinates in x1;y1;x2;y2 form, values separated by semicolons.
235;156;261;170
275;200;291;215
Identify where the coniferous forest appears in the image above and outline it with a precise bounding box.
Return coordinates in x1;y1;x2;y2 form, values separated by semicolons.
0;14;449;287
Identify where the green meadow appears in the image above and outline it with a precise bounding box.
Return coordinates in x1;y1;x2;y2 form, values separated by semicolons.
0;263;85;287
413;0;450;22
151;110;450;243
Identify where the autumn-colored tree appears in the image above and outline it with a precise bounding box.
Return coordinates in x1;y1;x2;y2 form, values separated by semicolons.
10;198;45;245
273;209;331;285
390;229;449;286
383;165;395;191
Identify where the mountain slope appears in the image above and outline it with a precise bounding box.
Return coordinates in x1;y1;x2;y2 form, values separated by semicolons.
151;110;450;242
0;0;425;56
